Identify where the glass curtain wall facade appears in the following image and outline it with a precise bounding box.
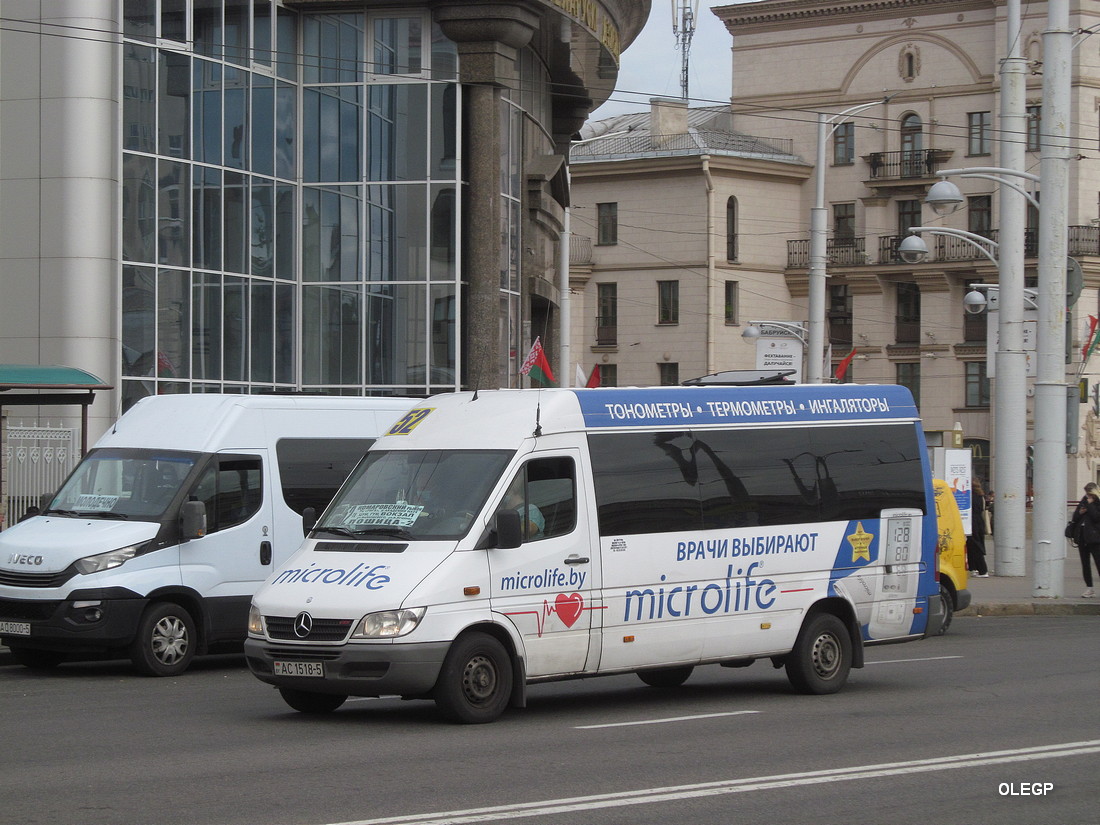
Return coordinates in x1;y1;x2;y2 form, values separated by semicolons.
121;1;461;408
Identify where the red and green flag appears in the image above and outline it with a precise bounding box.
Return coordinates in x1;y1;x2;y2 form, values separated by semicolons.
520;336;557;387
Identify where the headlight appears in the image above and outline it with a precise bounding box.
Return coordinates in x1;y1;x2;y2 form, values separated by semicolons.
74;544;140;575
351;607;426;639
247;604;264;636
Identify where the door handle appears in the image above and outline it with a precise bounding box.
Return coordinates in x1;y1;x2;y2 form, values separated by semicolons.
564;556;589;565
260;540;272;565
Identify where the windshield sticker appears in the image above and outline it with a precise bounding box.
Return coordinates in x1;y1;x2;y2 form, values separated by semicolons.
386;408;434;436
74;494;120;512
346;503;424;527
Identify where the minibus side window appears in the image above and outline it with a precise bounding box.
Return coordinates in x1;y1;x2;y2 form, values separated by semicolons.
497;457;576;542
275;438;375;515
191;457;263;533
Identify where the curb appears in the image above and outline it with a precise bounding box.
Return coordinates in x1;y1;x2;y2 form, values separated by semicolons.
958;601;1100;618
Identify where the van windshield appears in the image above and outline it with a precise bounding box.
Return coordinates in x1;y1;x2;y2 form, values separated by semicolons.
317;449;513;540
45;448;200;522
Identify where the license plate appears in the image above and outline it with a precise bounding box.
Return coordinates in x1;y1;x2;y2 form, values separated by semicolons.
0;621;31;636
274;660;324;678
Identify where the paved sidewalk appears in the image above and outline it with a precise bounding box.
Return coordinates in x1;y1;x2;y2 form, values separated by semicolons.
957;537;1100;617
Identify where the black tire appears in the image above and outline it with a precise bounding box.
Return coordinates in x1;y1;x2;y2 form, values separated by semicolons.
129;602;196;677
637;666;694;688
278;687;347;714
433;632;512;724
937;582;954;636
9;646;65;670
785;612;852;695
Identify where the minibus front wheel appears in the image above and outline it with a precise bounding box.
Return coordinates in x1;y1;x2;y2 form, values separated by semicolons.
433;632;513;724
785;612;851;695
129;602;196;677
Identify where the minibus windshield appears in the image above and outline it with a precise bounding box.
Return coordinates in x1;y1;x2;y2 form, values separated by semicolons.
317;449;513;540
45;448;199;522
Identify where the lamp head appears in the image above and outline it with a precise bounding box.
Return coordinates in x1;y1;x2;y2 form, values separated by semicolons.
925;179;964;216
741;325;762;341
898;233;930;264
963;290;988;314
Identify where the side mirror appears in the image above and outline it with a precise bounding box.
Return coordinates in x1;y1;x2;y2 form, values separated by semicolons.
303;506;317;536
180;500;207;540
495;510;523;549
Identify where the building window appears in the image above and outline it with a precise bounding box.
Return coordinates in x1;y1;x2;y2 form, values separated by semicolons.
829;283;852;348
724;281;739;325
596;283;617;346
968;111;992;155
896;362;920;407
833;203;856;245
965;361;990;407
600;364;617;387
968;195;993;238
1027;105;1041;152
895;282;920;343
833;122;854;165
726;197;738;260
657;281;679;325
900;114;923;176
897;199;922;237
658;362;679;386
597;202;618;245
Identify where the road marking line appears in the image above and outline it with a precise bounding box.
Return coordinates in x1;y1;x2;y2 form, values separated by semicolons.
325;740;1100;825
575;710;760;729
866;655;964;665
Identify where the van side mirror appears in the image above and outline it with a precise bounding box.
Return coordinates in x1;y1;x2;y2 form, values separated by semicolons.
180;500;207;540
495;510;522;549
303;506;317;536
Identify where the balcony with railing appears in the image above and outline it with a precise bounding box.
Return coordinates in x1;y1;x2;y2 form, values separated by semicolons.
867;149;948;181
788;225;1099;267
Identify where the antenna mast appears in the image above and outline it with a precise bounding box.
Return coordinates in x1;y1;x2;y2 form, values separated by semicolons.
672;0;699;101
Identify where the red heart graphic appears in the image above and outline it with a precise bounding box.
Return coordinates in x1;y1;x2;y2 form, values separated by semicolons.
554;592;584;627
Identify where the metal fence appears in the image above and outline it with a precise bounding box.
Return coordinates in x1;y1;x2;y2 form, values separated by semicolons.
3;423;78;528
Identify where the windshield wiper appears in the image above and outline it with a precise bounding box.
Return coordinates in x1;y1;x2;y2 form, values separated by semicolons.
351;527;414;540
314;526;358;538
43;508;80;517
82;512;130;520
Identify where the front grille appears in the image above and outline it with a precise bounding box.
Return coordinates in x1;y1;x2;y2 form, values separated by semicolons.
0;567;76;588
0;597;61;621
265;615;354;642
261;646;343;661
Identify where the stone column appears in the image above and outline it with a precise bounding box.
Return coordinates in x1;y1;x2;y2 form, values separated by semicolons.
435;3;538;389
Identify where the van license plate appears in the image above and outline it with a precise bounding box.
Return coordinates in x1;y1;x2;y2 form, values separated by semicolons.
0;621;31;636
274;660;324;678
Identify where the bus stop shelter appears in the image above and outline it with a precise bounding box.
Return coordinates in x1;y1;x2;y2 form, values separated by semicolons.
0;364;113;455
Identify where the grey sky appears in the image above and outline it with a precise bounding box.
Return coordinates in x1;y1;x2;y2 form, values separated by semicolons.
590;3;743;121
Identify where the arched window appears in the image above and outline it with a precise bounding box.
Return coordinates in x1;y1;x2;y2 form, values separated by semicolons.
726;196;738;261
900;114;923;176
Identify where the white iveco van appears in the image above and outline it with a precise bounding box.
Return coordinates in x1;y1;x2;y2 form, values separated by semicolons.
0;394;413;675
245;385;944;723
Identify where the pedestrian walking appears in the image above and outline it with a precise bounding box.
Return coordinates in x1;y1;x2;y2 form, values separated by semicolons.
1070;482;1100;598
966;481;989;577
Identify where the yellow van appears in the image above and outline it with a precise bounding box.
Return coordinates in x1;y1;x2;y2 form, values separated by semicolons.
932;479;971;633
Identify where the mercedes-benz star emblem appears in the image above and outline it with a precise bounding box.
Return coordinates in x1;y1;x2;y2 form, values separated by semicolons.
293;612;313;638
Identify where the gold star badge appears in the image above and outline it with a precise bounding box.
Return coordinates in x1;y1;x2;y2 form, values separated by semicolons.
848;522;873;562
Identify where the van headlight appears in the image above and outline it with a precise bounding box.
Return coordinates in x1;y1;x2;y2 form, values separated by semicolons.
351;607;426;639
74;544;141;575
247;604;264;636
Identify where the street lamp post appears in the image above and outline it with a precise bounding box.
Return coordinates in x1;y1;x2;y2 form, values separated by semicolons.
918;163;1039;579
808;95;894;384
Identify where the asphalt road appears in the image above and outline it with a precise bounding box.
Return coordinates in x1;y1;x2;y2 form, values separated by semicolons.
0;616;1096;825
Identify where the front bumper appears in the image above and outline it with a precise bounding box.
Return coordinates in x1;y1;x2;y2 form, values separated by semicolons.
244;637;452;698
0;590;147;652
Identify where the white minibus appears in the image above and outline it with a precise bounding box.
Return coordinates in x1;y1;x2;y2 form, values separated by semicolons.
245;385;944;722
0;394;414;675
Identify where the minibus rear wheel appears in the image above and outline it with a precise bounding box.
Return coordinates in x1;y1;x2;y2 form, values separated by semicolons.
129;602;196;677
938;582;954;635
785;612;851;695
433;632;512;724
279;687;347;714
